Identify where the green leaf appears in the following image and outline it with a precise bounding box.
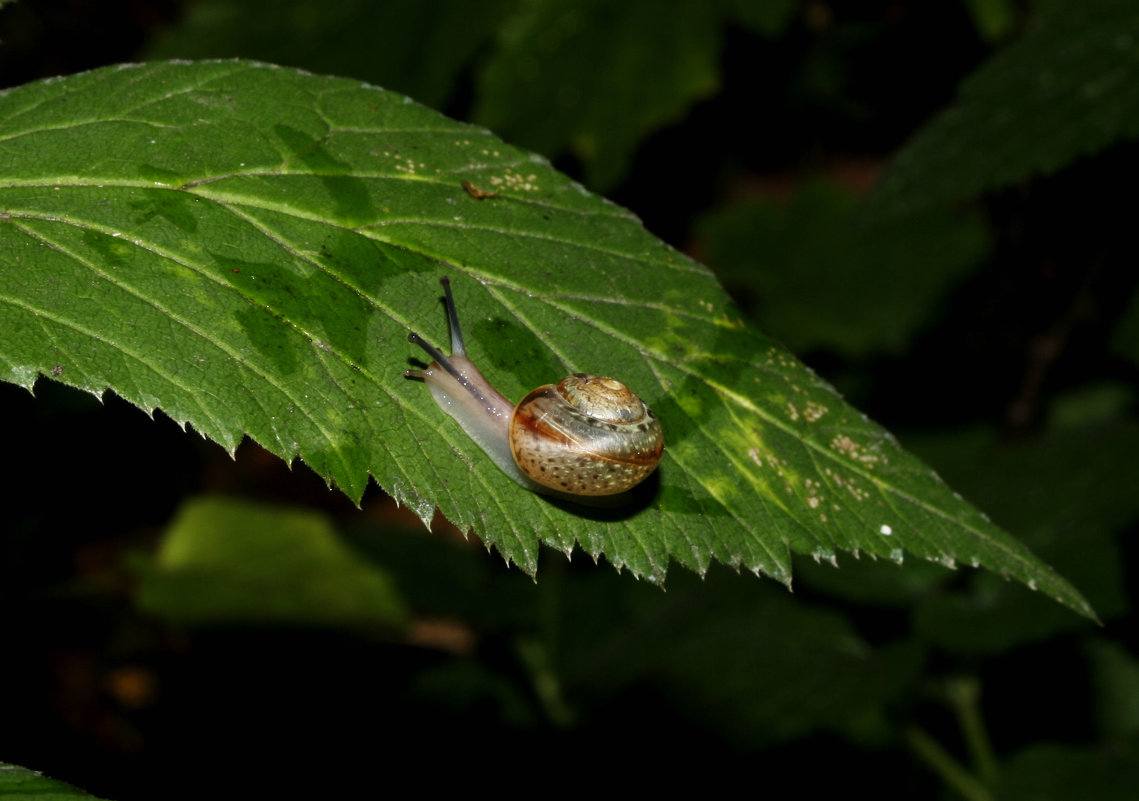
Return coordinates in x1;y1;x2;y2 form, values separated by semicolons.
904;416;1136;651
873;0;1139;214
566;571;925;747
143;0;512;111
0;763;109;800
1085;638;1139;739
720;0;799;38
963;0;1017;42
697;179;988;357
136;497;409;629
1111;287;1139;367
0;60;1095;619
996;742;1139;801
473;0;720;189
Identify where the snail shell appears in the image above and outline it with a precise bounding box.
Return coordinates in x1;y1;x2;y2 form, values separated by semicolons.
405;278;663;499
511;374;663;496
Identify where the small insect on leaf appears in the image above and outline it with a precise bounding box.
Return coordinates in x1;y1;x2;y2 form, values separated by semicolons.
462;180;501;199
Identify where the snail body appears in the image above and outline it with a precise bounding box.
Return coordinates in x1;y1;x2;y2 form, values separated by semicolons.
405;278;663;498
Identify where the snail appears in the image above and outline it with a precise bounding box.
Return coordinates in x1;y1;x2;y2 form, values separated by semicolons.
404;277;663;498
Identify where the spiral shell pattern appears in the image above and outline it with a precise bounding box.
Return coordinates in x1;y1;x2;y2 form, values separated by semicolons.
509;374;663;496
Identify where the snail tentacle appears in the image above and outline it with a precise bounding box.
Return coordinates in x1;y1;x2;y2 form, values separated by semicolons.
440;276;467;357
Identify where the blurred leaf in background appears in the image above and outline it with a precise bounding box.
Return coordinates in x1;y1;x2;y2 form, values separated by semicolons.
873;0;1139;214
143;0;512;110
561;570;926;748
136;497;409;630
696;178;989;358
471;0;722;190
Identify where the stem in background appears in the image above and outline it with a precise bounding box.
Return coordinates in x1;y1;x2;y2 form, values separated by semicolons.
1004;261;1099;434
515;636;575;729
946;676;999;786
905;727;993;801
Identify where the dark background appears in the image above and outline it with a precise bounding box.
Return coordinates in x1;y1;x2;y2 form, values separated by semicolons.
2;1;1137;798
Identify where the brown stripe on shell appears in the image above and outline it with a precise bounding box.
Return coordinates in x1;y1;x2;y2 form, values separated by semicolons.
509;376;664;496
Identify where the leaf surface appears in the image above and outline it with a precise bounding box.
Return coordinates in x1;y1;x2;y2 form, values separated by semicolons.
0;60;1094;618
0;763;108;800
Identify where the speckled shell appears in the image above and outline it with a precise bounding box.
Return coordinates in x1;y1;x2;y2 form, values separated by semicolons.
509;374;663;496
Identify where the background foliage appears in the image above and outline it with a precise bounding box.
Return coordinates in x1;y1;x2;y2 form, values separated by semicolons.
1;1;1137;799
